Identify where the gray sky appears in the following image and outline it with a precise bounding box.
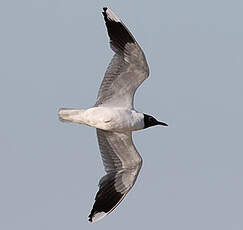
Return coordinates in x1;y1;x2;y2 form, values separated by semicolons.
1;1;243;229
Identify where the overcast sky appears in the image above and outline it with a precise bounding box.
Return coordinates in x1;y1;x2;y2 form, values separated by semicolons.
0;1;243;230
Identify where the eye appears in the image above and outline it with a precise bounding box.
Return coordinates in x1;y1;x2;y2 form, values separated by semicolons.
149;116;154;122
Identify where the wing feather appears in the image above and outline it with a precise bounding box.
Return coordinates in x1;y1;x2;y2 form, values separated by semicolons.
88;129;142;222
95;8;149;109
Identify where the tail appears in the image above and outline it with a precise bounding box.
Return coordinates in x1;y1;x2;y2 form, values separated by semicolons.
58;108;85;124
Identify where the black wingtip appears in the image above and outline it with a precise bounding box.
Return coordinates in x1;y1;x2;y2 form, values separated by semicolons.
102;7;107;20
88;214;92;222
102;7;108;16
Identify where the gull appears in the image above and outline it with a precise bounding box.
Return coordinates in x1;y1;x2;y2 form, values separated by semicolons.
58;7;168;223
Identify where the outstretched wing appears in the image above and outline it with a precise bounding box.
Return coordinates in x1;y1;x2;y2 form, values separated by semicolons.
95;7;149;109
88;129;143;222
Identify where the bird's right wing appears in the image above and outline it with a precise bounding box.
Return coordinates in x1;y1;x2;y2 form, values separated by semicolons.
95;8;149;109
88;129;143;222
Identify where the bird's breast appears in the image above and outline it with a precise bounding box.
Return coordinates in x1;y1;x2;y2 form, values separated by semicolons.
83;107;144;132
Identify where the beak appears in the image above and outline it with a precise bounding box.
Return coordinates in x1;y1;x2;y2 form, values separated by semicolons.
158;121;168;126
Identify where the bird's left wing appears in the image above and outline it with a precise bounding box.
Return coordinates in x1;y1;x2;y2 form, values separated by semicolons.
88;129;142;222
95;8;149;109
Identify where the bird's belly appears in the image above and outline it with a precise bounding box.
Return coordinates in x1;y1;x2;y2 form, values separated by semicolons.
83;107;144;132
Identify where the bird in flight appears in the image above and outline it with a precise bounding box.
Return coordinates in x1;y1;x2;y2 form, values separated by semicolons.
58;7;168;223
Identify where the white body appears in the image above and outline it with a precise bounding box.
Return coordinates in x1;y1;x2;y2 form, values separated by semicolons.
58;107;144;132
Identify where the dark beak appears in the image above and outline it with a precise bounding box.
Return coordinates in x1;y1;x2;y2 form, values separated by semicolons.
158;121;168;126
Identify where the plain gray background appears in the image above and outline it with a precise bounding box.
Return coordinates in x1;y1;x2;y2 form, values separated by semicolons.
0;1;243;229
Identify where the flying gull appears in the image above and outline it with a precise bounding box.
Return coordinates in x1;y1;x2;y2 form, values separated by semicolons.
58;7;168;222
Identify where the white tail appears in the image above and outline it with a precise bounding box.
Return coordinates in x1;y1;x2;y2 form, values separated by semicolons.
58;108;85;124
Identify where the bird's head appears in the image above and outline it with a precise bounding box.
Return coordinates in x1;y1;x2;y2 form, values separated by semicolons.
143;114;168;129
